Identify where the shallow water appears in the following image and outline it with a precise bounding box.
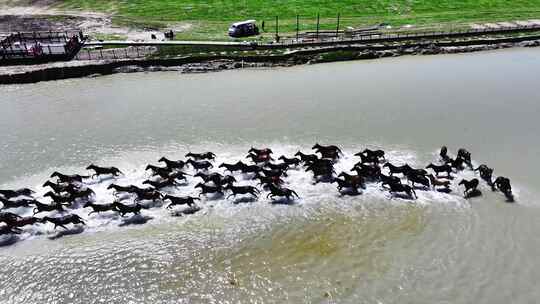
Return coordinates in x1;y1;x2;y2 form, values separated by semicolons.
1;48;540;303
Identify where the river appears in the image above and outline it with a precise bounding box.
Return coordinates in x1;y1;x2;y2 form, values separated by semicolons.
1;48;540;303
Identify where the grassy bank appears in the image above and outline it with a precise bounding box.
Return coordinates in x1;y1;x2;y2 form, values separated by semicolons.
54;1;540;40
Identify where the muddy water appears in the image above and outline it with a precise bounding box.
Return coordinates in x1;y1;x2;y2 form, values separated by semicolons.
1;48;540;303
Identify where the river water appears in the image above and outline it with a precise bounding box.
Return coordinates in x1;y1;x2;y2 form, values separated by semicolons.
1;48;540;303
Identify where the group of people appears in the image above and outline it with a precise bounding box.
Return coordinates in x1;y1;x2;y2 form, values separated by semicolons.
0;144;514;240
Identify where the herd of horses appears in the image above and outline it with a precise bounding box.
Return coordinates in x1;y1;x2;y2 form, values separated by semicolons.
0;144;514;239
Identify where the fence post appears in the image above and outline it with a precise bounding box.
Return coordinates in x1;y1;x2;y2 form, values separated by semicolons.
87;49;91;59
316;13;320;39
125;48;129;58
100;48;103;59
112;49;116;59
296;14;299;42
275;16;279;41
336;13;340;38
136;46;140;57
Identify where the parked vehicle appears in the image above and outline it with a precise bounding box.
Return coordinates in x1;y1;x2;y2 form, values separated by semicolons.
228;20;260;38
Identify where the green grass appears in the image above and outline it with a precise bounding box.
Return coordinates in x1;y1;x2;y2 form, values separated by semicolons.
56;0;540;40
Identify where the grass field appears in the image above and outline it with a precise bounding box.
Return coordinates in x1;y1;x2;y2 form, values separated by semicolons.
55;0;540;40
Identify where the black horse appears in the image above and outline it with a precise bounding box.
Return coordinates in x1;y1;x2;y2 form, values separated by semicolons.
142;178;178;190
134;190;163;202
0;188;35;199
333;177;362;192
226;185;260;199
195;183;224;196
406;172;430;189
475;165;494;187
354;153;379;165
266;184;299;201
379;173;401;187
186;152;216;161
260;168;288;179
42;214;85;229
306;159;334;172
383;181;417;199
457;148;473;169
439;146;451;163
240;165;262;175
163;195;199;209
0;197;37;209
360;149;386;161
2;216;42;228
383;163;411;176
44;191;74;204
312;143;342;155
256;175;284;188
446;157;465;171
186;159;214;171
158;157;186;170
264;162;289;172
248;147;273;156
459;179;479;196
167;171;189;181
219;162;246;173
86;164;123;177
112;201;142;216
338;172;366;188
278;156;301;167
426;174;451;190
195;172;236;187
145;165;173;178
352;164;381;181
84;202;115;215
64;188;95;201
42;181;79;194
294;151;319;164
195;172;223;182
426;163;453;178
246;153;274;163
33;201;67;215
493;177;512;196
307;165;335;181
317;149;340;160
107;184;136;195
50;172;88;184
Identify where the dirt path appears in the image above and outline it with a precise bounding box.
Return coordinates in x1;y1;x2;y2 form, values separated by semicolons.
0;3;183;41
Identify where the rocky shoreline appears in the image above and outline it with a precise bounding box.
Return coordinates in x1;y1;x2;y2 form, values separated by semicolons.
1;38;539;85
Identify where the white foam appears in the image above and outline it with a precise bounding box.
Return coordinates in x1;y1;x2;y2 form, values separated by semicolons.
1;143;519;245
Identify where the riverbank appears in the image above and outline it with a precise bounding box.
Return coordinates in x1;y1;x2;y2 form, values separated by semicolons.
7;0;540;41
2;35;540;85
